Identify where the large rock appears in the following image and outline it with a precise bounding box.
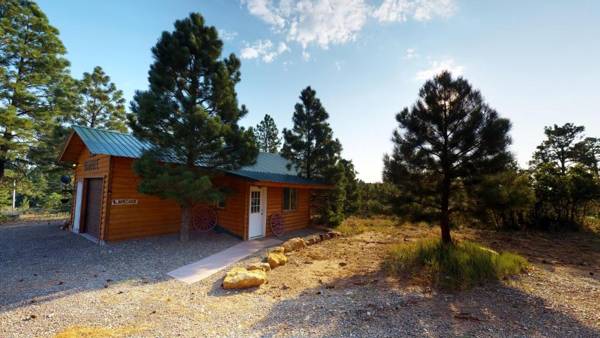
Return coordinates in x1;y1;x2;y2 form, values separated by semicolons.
327;230;342;238
282;237;307;253
306;235;322;245
247;262;271;272
267;247;288;269
223;267;267;289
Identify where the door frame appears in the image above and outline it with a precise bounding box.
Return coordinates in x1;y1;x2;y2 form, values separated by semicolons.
72;180;84;233
248;186;267;239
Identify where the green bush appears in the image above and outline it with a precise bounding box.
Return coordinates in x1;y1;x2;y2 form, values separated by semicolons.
384;238;528;290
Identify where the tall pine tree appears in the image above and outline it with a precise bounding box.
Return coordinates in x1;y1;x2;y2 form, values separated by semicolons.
282;86;341;179
255;114;281;153
0;0;71;181
282;86;345;225
383;71;512;243
129;13;257;241
69;66;128;132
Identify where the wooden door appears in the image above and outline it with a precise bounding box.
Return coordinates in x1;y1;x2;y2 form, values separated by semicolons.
83;178;103;239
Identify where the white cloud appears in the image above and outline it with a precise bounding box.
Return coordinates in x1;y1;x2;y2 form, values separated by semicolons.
218;29;238;41
242;0;369;50
404;48;418;59
373;0;456;23
415;58;464;80
243;0;286;29
240;39;290;63
241;0;457;60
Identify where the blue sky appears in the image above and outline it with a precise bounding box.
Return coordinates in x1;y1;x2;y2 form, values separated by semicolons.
38;0;600;182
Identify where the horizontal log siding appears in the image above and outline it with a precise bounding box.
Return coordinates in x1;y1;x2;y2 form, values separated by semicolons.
266;187;311;236
70;149;111;240
107;157;181;241
106;159;250;241
214;175;249;239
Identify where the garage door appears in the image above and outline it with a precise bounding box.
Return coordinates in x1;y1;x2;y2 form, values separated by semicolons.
84;178;103;239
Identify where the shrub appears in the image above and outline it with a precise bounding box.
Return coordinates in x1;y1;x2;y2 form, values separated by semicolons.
384;238;528;290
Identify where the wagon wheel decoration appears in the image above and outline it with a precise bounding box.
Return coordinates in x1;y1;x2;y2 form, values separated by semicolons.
270;213;285;238
191;205;218;232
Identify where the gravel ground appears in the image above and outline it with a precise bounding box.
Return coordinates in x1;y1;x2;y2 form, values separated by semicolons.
1;222;599;337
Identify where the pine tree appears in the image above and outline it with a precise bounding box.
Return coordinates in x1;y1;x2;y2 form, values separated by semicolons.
129;13;257;241
532;123;585;174
69;66;127;132
339;158;359;215
281;86;341;179
0;0;71;181
282;86;345;225
383;71;512;244
255;114;281;153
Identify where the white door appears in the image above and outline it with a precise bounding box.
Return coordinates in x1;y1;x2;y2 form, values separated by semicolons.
72;180;83;233
248;187;266;239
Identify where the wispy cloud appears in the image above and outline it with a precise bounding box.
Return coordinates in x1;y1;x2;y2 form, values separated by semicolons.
243;0;369;50
218;29;238;41
240;39;290;63
404;48;418;59
373;0;456;23
241;0;457;60
415;58;464;80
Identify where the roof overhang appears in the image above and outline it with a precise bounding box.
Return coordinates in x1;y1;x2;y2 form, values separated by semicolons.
57;131;86;163
226;170;333;189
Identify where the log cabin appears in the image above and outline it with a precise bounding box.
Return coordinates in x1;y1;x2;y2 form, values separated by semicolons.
58;126;331;243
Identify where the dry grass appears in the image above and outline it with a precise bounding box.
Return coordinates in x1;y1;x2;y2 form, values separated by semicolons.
336;216;401;236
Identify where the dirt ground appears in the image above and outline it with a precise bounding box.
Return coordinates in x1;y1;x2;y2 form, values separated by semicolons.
1;221;599;337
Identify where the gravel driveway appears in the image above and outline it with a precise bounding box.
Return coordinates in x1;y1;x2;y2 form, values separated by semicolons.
0;222;240;309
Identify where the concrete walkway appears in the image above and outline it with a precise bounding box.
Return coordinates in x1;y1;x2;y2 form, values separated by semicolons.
167;238;282;284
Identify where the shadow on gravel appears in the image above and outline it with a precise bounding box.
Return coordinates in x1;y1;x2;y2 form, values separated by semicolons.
0;222;240;311
250;269;600;337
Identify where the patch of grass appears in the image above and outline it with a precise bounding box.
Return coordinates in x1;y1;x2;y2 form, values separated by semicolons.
384;238;528;290
337;216;399;236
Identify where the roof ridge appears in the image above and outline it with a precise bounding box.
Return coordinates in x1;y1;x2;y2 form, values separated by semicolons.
72;125;133;137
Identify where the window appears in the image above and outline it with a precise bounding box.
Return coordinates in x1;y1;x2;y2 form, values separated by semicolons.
282;188;297;211
216;196;226;209
250;191;261;213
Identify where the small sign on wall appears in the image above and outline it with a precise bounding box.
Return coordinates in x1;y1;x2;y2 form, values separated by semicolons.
84;159;99;171
112;199;138;206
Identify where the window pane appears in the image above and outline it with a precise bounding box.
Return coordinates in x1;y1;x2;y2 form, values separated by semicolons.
283;188;290;210
291;189;297;210
251;191;260;213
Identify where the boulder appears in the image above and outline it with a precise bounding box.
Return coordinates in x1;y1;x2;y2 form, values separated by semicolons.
247;262;271;272
327;230;342;238
270;246;285;254
306;235;322;245
267;249;288;269
282;237;307;253
222;267;267;289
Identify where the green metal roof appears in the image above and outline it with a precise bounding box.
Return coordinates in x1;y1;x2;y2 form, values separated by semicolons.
69;126;328;186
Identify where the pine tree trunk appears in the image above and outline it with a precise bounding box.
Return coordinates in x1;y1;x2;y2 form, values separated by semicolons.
440;175;452;244
180;206;191;242
0;157;4;181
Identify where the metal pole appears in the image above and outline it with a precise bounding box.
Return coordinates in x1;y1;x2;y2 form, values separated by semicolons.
12;179;16;210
